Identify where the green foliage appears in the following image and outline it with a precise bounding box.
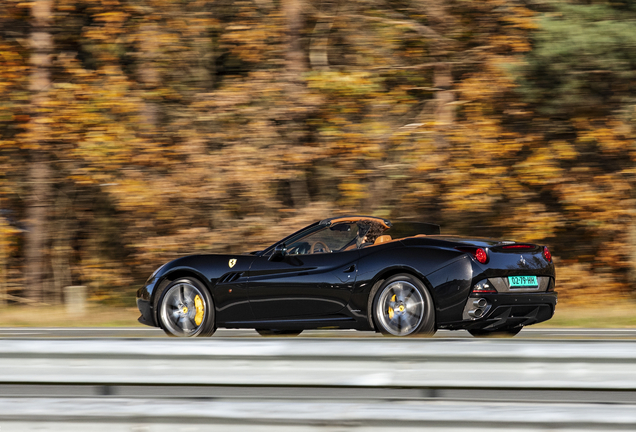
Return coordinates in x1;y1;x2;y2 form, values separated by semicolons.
514;2;636;115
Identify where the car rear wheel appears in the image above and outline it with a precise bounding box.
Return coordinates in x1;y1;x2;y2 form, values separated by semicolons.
468;326;522;338
157;278;216;337
255;329;303;337
373;274;435;337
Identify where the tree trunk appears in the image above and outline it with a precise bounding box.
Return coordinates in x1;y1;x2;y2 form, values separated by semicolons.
139;22;160;134
0;216;7;307
282;0;311;209
51;188;73;305
25;0;53;303
434;63;455;125
309;0;338;71
283;0;304;77
290;174;310;209
25;157;51;302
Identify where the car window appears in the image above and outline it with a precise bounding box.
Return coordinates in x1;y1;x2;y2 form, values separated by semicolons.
287;223;359;254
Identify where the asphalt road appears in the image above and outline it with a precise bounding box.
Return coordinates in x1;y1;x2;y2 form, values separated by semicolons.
0;326;635;338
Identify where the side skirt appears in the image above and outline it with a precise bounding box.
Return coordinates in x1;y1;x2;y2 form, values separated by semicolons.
220;316;369;331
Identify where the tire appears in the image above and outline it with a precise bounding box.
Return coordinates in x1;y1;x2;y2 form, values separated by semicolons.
156;278;216;337
468;326;522;338
256;329;303;337
372;273;435;337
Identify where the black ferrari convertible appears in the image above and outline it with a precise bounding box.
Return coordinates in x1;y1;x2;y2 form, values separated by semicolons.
136;216;556;337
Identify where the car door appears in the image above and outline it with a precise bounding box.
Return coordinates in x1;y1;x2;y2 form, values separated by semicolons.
247;249;359;320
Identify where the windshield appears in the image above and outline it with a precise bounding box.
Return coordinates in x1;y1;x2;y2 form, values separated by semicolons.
285;222;360;254
264;220;391;255
261;217;405;256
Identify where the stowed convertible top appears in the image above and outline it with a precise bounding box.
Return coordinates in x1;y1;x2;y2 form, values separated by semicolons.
319;216;440;237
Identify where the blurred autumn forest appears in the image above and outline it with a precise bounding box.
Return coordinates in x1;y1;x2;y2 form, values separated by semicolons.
1;0;636;307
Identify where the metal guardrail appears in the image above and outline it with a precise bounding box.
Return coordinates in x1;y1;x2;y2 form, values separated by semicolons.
0;397;635;432
1;338;636;389
0;338;635;431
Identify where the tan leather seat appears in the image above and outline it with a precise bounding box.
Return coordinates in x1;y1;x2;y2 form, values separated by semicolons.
374;235;392;245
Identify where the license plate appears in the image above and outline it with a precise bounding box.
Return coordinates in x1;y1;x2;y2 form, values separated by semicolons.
508;275;538;288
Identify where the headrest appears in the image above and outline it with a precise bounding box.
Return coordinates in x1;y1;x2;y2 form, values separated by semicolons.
374;235;392;245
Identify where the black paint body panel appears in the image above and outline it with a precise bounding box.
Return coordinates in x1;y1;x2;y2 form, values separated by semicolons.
247;250;358;320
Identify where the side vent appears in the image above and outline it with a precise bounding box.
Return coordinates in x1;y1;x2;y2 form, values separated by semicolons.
217;272;244;284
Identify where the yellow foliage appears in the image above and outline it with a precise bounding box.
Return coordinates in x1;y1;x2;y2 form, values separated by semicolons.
0;0;634;303
550;140;578;160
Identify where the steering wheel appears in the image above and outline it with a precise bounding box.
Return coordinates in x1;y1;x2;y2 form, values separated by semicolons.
310;241;331;254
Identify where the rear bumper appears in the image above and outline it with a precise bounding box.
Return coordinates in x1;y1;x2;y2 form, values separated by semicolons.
443;292;557;331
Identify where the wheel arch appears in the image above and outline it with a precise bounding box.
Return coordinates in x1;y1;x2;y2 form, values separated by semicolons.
365;266;437;330
151;268;213;325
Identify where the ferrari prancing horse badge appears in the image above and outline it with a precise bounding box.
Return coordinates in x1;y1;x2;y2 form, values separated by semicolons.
229;258;237;268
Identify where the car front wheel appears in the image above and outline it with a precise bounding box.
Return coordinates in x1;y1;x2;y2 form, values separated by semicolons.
157;278;216;337
373;274;435;337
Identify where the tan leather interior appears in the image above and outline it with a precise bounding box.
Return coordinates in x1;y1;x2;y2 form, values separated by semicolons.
374;235;392;245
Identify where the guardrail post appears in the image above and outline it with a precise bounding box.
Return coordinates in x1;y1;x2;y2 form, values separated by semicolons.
64;285;87;315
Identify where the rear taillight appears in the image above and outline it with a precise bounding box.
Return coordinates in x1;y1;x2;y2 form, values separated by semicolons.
472;279;497;294
475;248;487;264
457;247;488;264
543;246;552;263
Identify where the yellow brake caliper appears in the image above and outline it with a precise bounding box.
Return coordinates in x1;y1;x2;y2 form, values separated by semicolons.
194;295;205;326
388;294;396;319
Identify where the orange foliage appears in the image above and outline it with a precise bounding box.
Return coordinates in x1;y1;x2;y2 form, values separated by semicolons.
0;0;634;303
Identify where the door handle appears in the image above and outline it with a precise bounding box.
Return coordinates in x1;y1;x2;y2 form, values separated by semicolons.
344;265;356;273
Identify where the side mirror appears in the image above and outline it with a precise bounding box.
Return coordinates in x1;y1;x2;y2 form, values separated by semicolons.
269;243;287;262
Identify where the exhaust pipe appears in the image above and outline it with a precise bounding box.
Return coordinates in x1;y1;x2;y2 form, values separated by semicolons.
468;308;484;318
462;297;492;320
473;298;488;308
